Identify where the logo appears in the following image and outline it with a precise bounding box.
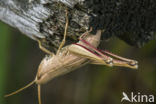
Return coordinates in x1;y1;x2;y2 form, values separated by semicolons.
121;92;154;103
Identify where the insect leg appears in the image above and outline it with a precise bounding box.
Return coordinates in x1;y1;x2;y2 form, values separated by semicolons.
79;33;138;69
68;39;138;69
91;58;138;69
79;36;113;64
79;27;93;39
37;39;54;56
68;44;113;67
38;85;42;104
100;50;138;66
57;8;69;54
112;59;138;69
32;35;54;56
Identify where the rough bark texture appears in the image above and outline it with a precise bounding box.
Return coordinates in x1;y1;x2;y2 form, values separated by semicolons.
84;0;156;47
0;0;156;51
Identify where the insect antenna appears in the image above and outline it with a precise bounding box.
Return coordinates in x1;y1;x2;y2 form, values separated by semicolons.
4;80;35;97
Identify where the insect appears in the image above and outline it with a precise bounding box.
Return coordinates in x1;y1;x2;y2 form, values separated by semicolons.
5;9;138;104
5;29;138;104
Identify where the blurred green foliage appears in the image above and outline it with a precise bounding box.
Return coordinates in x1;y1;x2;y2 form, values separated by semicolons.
0;22;11;104
0;21;156;104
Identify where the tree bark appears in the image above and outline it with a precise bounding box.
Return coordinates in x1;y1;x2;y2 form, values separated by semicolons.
0;0;90;50
0;0;156;49
0;0;50;39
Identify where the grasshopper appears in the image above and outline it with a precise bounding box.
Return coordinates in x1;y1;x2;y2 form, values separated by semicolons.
5;8;138;104
5;29;138;104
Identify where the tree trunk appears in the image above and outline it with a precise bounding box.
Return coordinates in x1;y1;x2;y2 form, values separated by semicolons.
0;0;88;51
0;0;156;49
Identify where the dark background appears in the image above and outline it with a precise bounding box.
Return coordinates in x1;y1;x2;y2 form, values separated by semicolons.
0;21;156;104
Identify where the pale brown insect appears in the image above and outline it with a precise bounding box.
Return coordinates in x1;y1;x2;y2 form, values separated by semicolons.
5;29;138;104
5;8;138;104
